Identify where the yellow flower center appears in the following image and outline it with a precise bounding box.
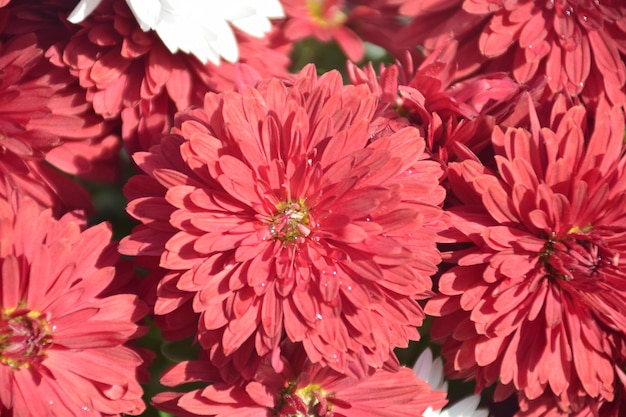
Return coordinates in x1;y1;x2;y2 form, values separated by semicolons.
540;227;618;282
269;199;312;244
0;306;53;369
306;0;347;27
275;381;333;417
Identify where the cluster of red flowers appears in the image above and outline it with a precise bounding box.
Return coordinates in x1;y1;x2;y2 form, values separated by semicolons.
0;0;625;416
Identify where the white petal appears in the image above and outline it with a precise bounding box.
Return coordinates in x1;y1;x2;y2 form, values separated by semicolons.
413;348;447;392
126;0;162;31
67;0;103;24
423;406;442;417
148;0;284;64
230;14;273;38
413;348;434;381
256;0;285;18
442;395;488;417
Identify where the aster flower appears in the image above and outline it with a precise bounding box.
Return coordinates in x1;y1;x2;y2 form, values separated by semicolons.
59;0;291;153
414;348;489;417
68;0;285;65
426;95;626;414
347;40;526;170
120;64;446;379
153;343;448;417
280;0;408;62
0;194;147;416
0;26;119;215
397;0;626;107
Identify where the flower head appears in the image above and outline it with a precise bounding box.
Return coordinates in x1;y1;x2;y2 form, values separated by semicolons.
60;0;291;153
68;0;285;65
0;194;147;416
426;95;626;413
153;343;448;417
347;41;526;170
120;64;446;379
0;13;120;214
397;0;626;107
280;0;408;62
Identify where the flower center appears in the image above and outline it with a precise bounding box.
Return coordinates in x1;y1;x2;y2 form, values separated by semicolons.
269;199;313;244
275;382;333;417
540;227;619;287
0;307;53;369
306;0;347;27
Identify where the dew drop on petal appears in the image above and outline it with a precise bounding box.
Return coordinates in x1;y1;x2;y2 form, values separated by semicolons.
316;313;323;320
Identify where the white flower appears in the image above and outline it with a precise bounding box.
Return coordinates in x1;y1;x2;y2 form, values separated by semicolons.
414;349;490;417
67;0;284;65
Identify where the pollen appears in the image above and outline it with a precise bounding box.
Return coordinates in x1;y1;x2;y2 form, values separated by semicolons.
0;306;53;369
269;198;313;244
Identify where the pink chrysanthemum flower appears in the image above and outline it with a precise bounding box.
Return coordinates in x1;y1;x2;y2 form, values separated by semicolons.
120;65;446;379
280;0;408;62
153;343;448;417
0;23;119;214
59;0;291;153
397;0;626;107
347;40;526;170
0;194;147;416
426;95;626;414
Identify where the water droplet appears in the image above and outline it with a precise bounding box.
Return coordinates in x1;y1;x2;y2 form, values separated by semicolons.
347;285;353;291
365;217;371;222
81;406;90;412
260;282;266;287
581;15;588;22
48;400;54;406
51;325;57;331
316;313;323;320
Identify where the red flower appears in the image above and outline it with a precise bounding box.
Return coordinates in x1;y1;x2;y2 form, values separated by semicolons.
60;0;291;154
280;0;407;62
0;16;119;214
153;343;448;417
120;65;446;380
0;194;147;416
426;95;626;413
347;40;526;169
397;0;626;107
